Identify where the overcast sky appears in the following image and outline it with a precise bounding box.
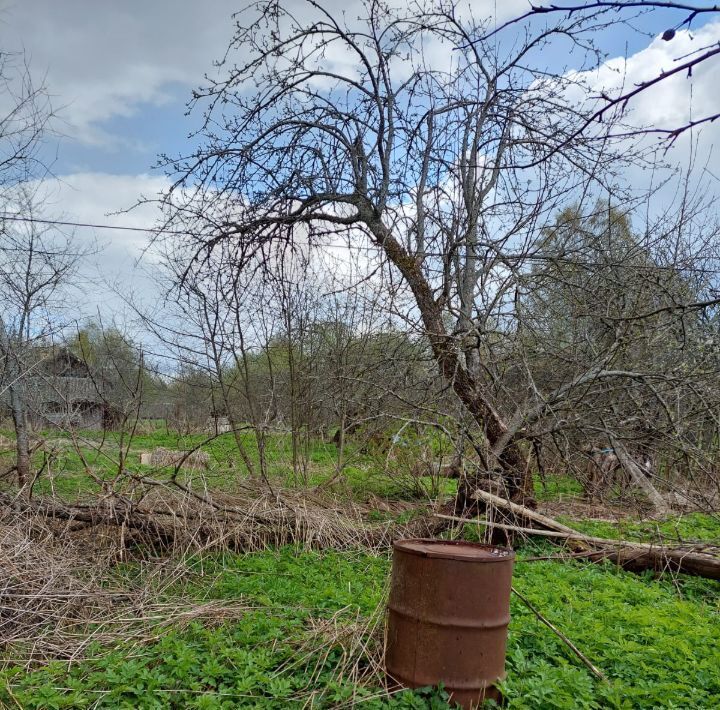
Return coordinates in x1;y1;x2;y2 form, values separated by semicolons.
1;1;719;325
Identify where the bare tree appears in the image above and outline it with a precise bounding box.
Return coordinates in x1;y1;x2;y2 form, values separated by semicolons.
508;197;720;510
0;52;53;190
0;186;87;490
0;52;67;490
489;2;720;143
138;239;283;484
150;0;716;524
155;0;655;507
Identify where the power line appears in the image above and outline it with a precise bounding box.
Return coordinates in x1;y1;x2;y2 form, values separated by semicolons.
0;211;388;255
0;213;174;235
1;211;718;273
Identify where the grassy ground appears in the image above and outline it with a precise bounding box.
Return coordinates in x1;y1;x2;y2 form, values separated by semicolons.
1;427;719;708
1;426;458;501
2;545;718;709
562;511;720;543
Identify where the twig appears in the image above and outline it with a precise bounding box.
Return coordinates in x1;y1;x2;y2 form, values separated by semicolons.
435;513;572;538
520;551;602;562
438;495;720;579
435;512;717;555
511;586;608;683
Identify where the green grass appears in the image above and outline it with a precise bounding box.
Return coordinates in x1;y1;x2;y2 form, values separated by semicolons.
561;512;720;545
8;428;602;505
2;426;457;503
0;549;450;709
2;546;718;709
2;429;719;707
506;554;720;708
534;474;585;501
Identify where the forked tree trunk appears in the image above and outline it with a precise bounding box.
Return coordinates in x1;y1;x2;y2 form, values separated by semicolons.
368;215;535;512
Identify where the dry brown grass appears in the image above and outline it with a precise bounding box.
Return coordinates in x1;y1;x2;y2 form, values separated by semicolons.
0;510;111;663
0;481;440;672
27;477;444;556
271;594;393;708
0;506;247;667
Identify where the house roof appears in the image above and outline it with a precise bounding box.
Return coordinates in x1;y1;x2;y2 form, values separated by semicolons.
1;346;104;406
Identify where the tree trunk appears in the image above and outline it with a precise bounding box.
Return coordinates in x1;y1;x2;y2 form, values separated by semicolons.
366;212;534;508
8;383;31;493
610;437;670;516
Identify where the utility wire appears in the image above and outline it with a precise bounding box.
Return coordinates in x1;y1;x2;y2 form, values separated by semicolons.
1;212;719;273
0;213;174;235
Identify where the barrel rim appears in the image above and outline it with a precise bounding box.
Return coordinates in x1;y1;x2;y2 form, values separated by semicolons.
393;538;515;562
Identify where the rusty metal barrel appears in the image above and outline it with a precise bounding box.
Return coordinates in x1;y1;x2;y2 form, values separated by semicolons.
386;539;515;708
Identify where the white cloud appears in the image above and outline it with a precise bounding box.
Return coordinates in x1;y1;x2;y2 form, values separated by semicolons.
40;172;167;252
25;172;171;325
0;1;242;146
0;0;530;148
574;22;719;126
567;22;720;189
5;3;716;328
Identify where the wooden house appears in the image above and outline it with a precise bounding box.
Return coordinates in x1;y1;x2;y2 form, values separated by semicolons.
19;348;112;430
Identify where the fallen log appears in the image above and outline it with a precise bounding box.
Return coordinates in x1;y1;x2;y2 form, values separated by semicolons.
472;488;577;533
0;488;448;555
0;491;177;545
442;491;720;581
582;546;720;579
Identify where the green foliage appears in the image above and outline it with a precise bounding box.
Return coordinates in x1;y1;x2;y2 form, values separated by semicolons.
562;512;720;546
2;545;718;709
534;474;585;501
0;549;449;709
505;557;720;709
1;428;718;708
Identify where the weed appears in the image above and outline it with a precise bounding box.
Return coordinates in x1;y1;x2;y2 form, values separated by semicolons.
2;546;718;709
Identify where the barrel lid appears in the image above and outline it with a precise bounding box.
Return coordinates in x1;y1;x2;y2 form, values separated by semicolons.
394;538;515;562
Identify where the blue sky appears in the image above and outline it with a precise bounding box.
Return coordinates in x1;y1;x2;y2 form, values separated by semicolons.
1;0;718;323
5;1;712;180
